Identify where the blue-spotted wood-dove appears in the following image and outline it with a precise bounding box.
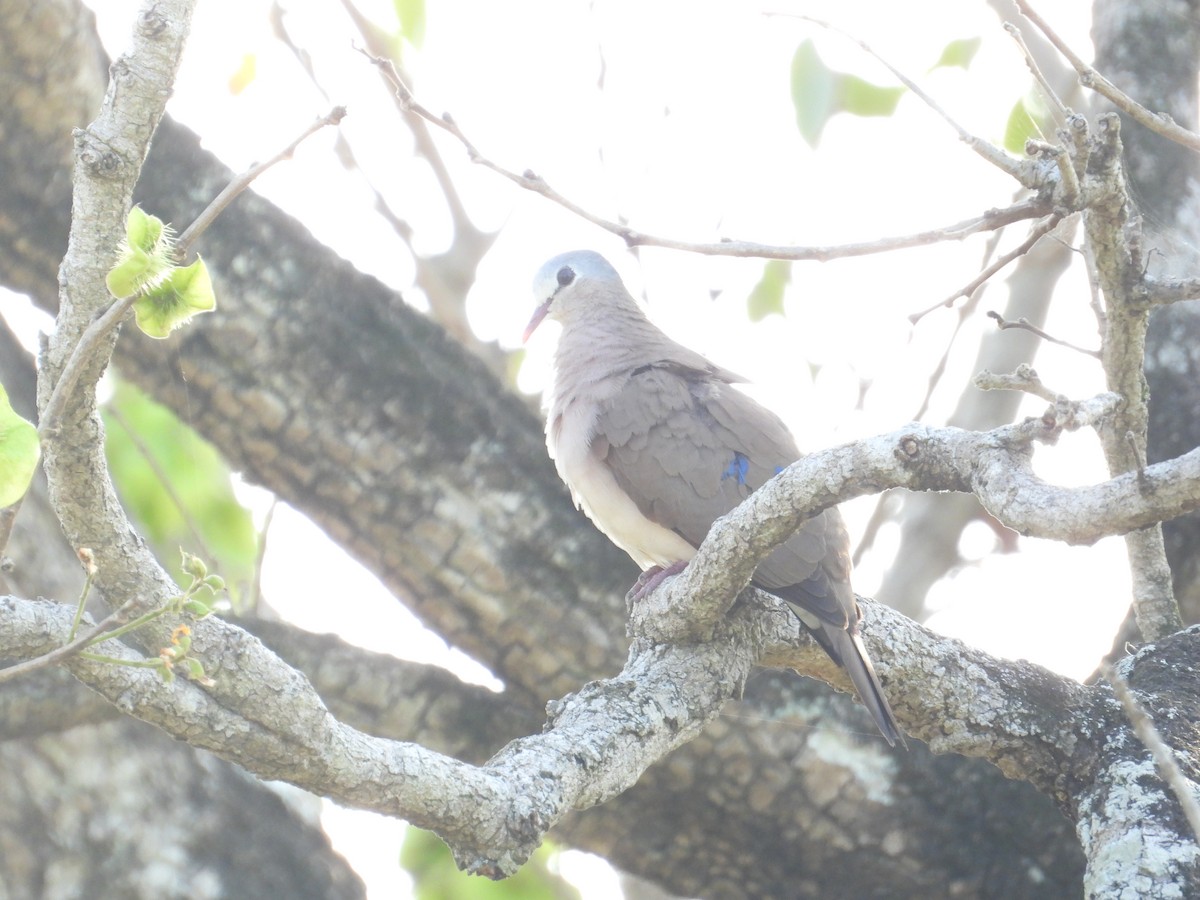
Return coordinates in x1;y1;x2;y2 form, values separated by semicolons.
524;250;904;748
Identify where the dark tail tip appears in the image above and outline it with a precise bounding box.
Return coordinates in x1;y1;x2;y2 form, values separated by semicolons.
821;623;907;749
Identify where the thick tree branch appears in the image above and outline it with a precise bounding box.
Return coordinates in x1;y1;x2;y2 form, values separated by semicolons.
37;0;196;612
638;407;1200;646
1077;114;1184;639
6;396;1200;871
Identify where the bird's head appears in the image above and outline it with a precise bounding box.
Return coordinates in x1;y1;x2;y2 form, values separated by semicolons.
523;250;625;342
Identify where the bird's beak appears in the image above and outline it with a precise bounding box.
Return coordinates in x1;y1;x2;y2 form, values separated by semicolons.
523;299;551;343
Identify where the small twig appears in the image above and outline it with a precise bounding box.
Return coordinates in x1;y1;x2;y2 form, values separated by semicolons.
1015;0;1200;153
77;651;163;668
0;499;23;562
0;600;135;684
248;497;276;615
986;309;1101;357
1002;22;1069;120
783;14;1034;184
358;49;1051;261
1103;664;1200;846
338;2;478;238
973;364;1060;402
67;548;98;641
38;295;138;440
1143;274;1200;307
175;106;347;255
1027;137;1082;209
910;213;1064;322
908;223;1008;412
41;107;346;441
1125;430;1148;479
1053;142;1080;209
1082;239;1107;332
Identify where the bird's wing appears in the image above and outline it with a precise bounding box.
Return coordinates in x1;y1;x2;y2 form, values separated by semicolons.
592;362;851;627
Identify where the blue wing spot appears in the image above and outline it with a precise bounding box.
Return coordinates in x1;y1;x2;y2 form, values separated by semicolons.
722;452;749;485
773;465;784;475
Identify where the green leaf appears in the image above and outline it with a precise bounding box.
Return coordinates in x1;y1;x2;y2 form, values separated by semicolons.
132;256;216;339
791;40;837;147
106;207;175;298
791;40;904;147
747;260;792;322
1003;95;1050;154
103;381;257;600
106;246;157;299
180;549;209;581
125;205;165;253
0;382;40;508
182;597;214;618
182;657;213;685
840;75;905;118
931;37;982;71
401;829;580;900
393;0;425;47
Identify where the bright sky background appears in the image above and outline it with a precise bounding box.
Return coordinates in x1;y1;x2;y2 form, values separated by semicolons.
8;0;1111;896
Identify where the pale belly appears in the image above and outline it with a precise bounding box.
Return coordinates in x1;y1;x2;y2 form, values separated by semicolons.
550;399;695;571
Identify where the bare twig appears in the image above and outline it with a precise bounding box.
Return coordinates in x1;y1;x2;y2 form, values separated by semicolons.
784;14;1035;184
908;225;1007;411
910;213;1065;322
358;50;1049;261
1002;22;1069;120
0;601;134;684
1125;430;1147;479
38;295;138;439
973;364;1060;402
0;499;23;561
175;106;347;255
248;498;276;615
1027;138;1081;208
987;309;1101;358
1143;274;1200;306
1014;0;1200;153
1103;663;1200;845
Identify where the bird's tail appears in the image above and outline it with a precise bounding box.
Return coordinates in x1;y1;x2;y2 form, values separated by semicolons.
818;622;907;749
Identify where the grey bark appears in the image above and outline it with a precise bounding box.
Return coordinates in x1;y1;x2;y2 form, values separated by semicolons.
6;0;1200;897
0;4;1087;895
1092;0;1200;633
877;0;1086;619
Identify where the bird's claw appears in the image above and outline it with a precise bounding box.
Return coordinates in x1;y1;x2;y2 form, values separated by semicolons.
625;560;688;605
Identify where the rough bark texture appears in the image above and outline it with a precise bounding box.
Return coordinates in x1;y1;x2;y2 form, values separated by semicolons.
0;2;1089;895
5;0;1200;897
1093;0;1200;629
0;718;363;900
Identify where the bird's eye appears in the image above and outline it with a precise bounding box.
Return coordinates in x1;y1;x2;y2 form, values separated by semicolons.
556;266;575;287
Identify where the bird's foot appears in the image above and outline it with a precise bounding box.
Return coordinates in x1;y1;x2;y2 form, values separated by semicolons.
626;560;688;604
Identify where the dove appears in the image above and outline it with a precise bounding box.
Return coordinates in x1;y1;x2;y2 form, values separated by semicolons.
524;250;904;747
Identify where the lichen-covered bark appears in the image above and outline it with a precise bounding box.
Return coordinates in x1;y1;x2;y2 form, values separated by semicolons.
1093;0;1200;630
0;718;364;900
7;0;1200;897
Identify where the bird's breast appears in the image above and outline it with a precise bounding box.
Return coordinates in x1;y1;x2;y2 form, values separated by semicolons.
549;394;695;570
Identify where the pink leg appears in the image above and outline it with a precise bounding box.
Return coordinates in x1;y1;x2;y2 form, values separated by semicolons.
627;560;688;602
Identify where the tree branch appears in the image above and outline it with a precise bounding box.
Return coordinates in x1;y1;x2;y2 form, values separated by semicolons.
1015;0;1200;153
6;398;1200;872
364;52;1054;261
